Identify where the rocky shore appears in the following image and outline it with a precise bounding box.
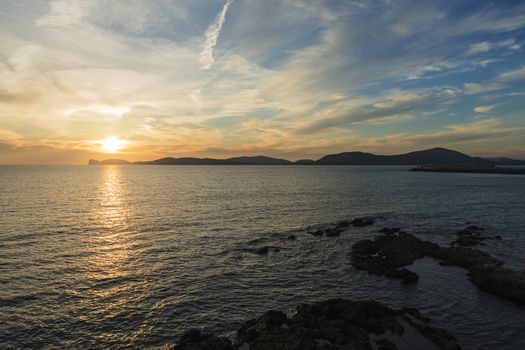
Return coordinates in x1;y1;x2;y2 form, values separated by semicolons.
173;298;460;350
173;217;524;349
351;228;525;304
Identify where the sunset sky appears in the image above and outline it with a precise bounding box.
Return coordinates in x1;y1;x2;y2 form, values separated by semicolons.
1;0;525;164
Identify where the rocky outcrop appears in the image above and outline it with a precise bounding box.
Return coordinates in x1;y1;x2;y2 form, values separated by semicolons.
451;226;502;247
306;217;375;238
351;230;525;304
173;329;233;350
174;299;460;350
351;231;439;284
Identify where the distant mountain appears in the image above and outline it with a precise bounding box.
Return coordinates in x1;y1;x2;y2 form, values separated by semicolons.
135;157;238;165
294;159;315;165
89;156;291;165
226;156;291;165
486;157;525;166
89;147;499;166
89;159;131;165
315;148;493;166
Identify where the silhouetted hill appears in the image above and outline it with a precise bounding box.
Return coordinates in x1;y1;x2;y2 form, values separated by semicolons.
294;159;315;165
226;156;291;165
487;157;525;166
135;157;238;165
315;147;493;166
89;147;499;166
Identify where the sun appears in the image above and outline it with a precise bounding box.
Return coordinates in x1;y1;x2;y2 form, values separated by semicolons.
100;136;126;153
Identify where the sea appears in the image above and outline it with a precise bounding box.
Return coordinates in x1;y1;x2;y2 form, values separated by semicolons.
1;165;524;349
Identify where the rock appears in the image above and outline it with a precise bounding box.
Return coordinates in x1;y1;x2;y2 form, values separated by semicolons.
351;217;375;227
307;229;324;236
173;329;233;350
255;246;269;255
452;227;487;247
351;230;525;304
325;227;343;237
175;299;460;350
337;220;351;228
351;232;439;284
287;235;297;240
402;313;460;350
376;338;397;350
379;227;402;235
469;267;525;304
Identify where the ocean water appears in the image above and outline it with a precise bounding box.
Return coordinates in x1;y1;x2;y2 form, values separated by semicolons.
1;165;524;349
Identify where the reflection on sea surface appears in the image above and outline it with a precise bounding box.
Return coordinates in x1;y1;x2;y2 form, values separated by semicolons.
1;165;524;349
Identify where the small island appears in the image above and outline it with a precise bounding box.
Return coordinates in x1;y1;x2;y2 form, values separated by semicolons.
411;165;525;175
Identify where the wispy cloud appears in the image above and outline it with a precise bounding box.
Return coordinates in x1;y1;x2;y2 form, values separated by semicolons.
199;0;233;70
474;105;495;113
36;0;97;28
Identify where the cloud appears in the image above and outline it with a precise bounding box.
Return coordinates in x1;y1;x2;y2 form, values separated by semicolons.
498;66;525;81
36;0;97;28
296;89;450;134
199;0;233;70
467;41;492;55
463;82;506;95
474;105;495;113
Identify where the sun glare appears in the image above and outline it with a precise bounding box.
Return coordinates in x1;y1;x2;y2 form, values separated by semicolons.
100;136;126;153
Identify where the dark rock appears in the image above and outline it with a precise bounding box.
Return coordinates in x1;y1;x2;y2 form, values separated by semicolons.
351;217;375;227
351;232;439;284
351;230;525;304
379;227;401;235
175;299;459;350
307;229;324;236
337;220;351;227
403;313;460;350
376;338;397;350
452;227;487;247
174;329;233;350
255;246;269;255
325;227;343;237
287;235;297;240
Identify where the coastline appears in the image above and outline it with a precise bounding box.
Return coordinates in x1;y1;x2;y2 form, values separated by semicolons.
411;165;525;175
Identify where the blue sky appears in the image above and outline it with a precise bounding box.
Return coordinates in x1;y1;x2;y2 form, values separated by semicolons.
0;0;524;164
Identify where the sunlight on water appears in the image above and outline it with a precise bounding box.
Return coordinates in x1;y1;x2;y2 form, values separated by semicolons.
1;165;524;349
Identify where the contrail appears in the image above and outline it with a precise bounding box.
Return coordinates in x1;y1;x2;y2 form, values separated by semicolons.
199;0;233;70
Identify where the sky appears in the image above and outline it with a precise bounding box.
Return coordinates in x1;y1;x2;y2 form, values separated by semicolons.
1;0;525;164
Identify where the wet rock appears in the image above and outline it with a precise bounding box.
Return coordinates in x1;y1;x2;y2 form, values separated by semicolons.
325;227;343;237
452;226;487;247
351;232;439;284
173;329;233;350
402;312;460;350
337;220;351;228
379;227;402;235
376;338;397;350
308;229;324;236
351;230;525;304
256;246;269;255
175;299;460;350
351;217;375;227
253;246;280;255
